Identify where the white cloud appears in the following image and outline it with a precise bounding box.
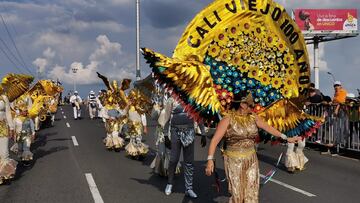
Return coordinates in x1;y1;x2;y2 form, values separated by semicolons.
43;47;56;59
32;58;48;73
69;20;129;33
46;34;133;85
90;35;122;61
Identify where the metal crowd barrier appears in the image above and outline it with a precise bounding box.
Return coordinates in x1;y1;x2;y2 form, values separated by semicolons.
305;103;360;152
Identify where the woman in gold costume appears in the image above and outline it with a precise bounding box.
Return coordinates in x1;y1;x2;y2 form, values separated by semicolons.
103;109;126;151
205;94;299;203
124;89;149;158
0;90;17;184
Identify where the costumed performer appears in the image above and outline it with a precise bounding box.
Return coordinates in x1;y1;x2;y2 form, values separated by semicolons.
142;0;324;202
70;91;82;120
13;105;35;163
150;92;181;177
163;96;206;198
0;74;33;184
125;89;149;158
205;93;298;202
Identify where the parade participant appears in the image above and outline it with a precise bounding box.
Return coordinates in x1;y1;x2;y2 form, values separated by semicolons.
13;106;35;163
48;95;58;127
142;0;323;201
0;73;33;184
205;93;299;202
97;90;106;122
104;109;125;151
0;92;16;184
285;138;307;173
70;91;82;120
87;90;98;119
125;89;150;158
150;94;181;177
163;97;205;198
96;73;132;151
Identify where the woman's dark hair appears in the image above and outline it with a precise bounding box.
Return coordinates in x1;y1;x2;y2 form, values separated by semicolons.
230;91;247;110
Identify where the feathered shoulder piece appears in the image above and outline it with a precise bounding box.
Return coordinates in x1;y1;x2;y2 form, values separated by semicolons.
128;88;152;115
143;0;323;138
1;73;34;102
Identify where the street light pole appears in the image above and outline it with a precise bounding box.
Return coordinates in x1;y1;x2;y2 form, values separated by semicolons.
314;37;320;89
72;67;78;92
136;0;141;81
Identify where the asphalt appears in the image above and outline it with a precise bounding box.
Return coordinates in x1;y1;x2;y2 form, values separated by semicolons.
0;105;359;203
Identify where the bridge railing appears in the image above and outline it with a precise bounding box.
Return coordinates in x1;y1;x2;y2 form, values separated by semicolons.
305;103;360;152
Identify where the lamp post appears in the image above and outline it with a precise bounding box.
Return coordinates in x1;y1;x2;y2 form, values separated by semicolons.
72;67;78;92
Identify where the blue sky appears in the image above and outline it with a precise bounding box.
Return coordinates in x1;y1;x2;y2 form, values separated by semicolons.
0;0;359;98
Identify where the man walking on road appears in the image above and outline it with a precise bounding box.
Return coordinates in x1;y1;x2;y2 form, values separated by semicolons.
162;97;206;199
70;91;82;120
87;91;97;119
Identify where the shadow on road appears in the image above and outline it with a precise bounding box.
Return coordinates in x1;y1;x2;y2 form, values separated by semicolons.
131;160;230;203
10;131;69;183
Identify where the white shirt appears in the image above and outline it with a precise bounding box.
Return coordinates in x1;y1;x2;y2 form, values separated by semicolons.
70;95;82;104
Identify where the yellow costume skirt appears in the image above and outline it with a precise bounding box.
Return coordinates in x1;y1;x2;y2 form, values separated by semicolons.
223;147;259;203
0;121;8;138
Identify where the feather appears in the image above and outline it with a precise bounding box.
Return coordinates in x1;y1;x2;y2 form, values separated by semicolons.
97;72;112;90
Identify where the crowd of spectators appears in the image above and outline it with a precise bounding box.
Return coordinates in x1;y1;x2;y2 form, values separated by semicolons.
305;81;360;153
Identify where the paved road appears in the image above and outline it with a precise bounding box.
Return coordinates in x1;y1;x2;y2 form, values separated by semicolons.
0;105;359;203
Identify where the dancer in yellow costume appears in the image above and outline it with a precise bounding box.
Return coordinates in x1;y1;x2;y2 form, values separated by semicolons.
142;0;323;201
13;103;35;163
97;72;130;151
0;73;33;184
125;89;150;158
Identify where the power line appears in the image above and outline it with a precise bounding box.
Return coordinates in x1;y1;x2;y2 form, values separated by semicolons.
0;14;34;75
0;37;25;69
0;44;24;74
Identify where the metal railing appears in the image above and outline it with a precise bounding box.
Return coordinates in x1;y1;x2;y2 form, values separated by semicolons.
305;103;360;152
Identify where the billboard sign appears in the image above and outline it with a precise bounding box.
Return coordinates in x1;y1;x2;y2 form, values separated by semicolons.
294;9;358;35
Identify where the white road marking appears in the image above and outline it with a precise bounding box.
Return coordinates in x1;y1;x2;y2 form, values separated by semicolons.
85;173;104;203
260;174;316;197
71;136;79;146
63;115;67;119
66;122;70;128
62;111;64;114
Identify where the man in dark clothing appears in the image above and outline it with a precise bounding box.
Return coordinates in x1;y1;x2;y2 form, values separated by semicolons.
308;88;323;104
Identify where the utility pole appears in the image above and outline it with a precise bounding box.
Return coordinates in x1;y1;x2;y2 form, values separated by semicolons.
313;37;320;89
136;0;141;81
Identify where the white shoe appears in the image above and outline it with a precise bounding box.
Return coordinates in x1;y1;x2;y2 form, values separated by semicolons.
165;184;172;196
185;189;198;199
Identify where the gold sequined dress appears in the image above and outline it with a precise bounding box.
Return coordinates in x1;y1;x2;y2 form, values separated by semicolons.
223;113;259;203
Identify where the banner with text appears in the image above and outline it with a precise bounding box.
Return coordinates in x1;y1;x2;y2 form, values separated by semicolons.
294;9;358;34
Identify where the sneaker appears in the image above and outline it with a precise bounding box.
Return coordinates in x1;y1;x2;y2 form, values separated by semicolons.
321;149;331;155
185;189;198;199
165;184;172;196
